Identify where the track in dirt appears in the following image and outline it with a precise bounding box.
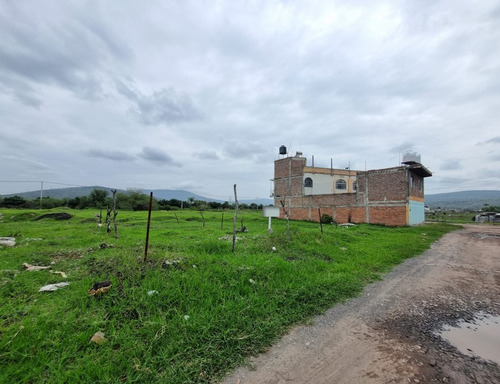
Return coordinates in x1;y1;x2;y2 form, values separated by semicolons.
223;224;500;384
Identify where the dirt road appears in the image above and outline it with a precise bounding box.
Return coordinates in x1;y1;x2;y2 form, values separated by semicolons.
223;224;500;384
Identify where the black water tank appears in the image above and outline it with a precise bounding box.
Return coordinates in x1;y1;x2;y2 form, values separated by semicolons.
279;145;287;155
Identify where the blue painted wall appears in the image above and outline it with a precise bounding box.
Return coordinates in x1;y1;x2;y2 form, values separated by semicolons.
409;200;425;225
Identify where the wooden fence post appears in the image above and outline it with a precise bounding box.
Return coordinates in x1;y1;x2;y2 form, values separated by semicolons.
232;184;239;252
144;192;153;262
319;208;323;234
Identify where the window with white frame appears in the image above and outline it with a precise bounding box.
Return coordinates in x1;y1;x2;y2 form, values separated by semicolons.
335;179;347;190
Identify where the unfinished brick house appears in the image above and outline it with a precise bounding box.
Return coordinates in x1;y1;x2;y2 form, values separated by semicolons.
272;148;432;226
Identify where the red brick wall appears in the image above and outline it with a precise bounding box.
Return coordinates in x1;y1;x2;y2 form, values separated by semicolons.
357;167;407;202
274;158;290;179
368;205;407;226
274;157;306;178
274;161;414;226
274;178;288;198
349;207;367;223
289;208;310;221
274;157;307;198
291;157;306;175
409;172;424;200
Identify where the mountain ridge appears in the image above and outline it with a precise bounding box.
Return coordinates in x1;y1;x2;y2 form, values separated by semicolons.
0;186;273;206
424;190;500;210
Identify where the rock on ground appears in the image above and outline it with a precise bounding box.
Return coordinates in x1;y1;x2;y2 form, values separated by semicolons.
0;237;16;247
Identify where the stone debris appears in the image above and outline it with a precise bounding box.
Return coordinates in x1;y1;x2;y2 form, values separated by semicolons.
23;263;50;271
219;235;241;242
50;271;68;278
0;237;16;247
99;243;114;249
90;331;107;345
162;259;184;270
39;282;70;292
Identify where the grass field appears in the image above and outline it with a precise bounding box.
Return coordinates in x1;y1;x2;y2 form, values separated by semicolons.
0;208;458;383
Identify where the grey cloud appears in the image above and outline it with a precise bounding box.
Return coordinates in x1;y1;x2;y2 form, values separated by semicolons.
0;26;100;102
478;168;500;180
439;159;463;171
134;88;201;125
14;91;42;109
223;140;268;161
78;10;132;62
477;136;500;145
487;152;500;162
0;73;42;108
193;150;220;160
115;80;138;101
88;149;135;161
138;147;181;166
0;46;102;99
117;81;202;125
0;2;132;105
390;142;418;154
173;180;203;191
3;154;52;172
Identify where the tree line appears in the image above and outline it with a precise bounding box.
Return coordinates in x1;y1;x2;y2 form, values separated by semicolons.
0;189;264;211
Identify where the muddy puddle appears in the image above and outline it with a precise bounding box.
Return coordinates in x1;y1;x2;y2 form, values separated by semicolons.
473;232;500;239
439;313;500;365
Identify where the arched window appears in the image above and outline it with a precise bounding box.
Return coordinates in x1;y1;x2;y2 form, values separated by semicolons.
336;179;347;190
304;177;313;187
353;181;357;191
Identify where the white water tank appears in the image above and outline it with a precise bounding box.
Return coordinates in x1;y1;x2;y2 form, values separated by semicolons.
402;151;421;165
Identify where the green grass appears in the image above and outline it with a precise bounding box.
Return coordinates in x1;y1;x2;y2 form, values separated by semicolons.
0;208;458;383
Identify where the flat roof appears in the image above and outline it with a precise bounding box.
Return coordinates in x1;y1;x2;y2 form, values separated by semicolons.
408;164;432;177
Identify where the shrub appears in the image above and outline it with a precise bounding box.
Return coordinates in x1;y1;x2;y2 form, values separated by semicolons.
320;213;334;224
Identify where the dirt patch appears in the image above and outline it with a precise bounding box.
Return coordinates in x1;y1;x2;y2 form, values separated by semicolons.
223;224;500;384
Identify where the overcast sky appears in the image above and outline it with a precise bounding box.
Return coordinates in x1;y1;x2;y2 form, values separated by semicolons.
1;0;499;200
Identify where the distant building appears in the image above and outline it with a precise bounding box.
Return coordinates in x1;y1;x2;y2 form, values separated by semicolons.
272;149;432;226
474;212;500;223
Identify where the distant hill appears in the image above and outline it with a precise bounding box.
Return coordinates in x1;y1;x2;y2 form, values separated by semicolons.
0;186;116;200
0;186;273;206
425;190;500;210
144;189;220;202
